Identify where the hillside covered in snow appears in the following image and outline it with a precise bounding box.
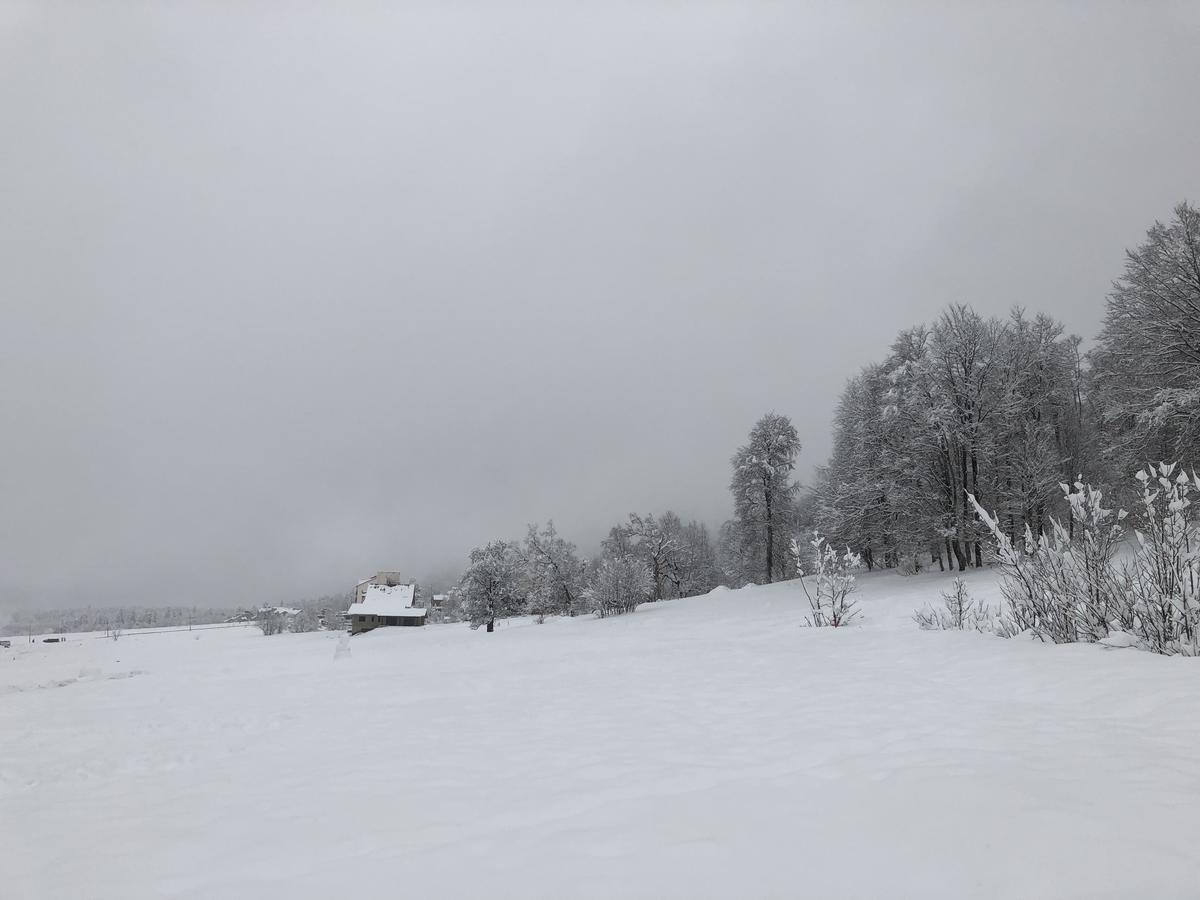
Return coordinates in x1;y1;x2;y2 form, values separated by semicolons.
3;570;1199;899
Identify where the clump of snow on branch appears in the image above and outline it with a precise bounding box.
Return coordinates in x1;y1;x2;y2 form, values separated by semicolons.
791;532;862;627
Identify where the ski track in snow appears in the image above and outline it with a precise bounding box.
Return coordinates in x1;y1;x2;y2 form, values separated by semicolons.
3;570;1199;899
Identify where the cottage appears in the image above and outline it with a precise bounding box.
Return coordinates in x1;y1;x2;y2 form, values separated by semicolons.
346;582;427;634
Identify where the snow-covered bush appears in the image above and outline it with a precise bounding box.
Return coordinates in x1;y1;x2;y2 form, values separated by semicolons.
969;480;1126;643
586;557;651;618
913;577;992;631
290;608;321;633
792;532;862;627
257;611;286;636
1124;464;1200;654
971;464;1200;654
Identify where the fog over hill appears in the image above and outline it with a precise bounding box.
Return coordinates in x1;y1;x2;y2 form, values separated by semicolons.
2;2;1198;611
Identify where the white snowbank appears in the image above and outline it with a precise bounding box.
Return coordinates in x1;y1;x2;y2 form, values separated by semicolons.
2;569;1198;898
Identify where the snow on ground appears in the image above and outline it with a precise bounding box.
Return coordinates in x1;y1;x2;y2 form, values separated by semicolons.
3;570;1200;899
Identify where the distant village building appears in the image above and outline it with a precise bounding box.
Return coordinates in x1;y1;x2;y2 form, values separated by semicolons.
354;572;410;606
347;575;427;634
429;593;448;623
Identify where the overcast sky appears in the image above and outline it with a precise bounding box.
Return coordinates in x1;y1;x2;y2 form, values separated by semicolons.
2;2;1198;612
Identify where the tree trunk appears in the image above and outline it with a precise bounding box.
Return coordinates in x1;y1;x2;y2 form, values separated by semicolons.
764;488;774;584
970;449;980;508
959;446;972;567
952;538;967;571
1006;476;1016;544
970;449;984;567
486;619;494;633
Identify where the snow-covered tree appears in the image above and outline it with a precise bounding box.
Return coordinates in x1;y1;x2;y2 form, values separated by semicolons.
678;519;722;596
256;610;285;636
291;608;321;633
1091;202;1200;481
729;413;801;584
459;540;525;632
518;521;586;622
602;512;720;599
603;512;683;600
716;518;751;585
586;556;652;618
812;306;1087;572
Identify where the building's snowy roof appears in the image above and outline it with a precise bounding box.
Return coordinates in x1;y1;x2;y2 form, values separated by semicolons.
349;607;427;619
348;583;424;617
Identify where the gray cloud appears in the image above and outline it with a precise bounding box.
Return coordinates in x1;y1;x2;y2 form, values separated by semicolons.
2;2;1198;610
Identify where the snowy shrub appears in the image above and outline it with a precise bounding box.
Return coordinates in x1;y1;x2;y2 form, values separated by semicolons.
792;532;862;627
913;577;992;631
971;464;1200;654
897;554;921;576
939;578;974;629
257;611;286;636
290;608;321;633
911;606;939;630
969;480;1126;643
586;557;652;618
1123;464;1200;654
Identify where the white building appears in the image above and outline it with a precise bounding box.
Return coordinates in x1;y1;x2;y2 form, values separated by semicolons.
353;571;411;606
346;581;427;634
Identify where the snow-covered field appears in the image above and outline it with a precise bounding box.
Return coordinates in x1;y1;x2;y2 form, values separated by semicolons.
4;570;1199;899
